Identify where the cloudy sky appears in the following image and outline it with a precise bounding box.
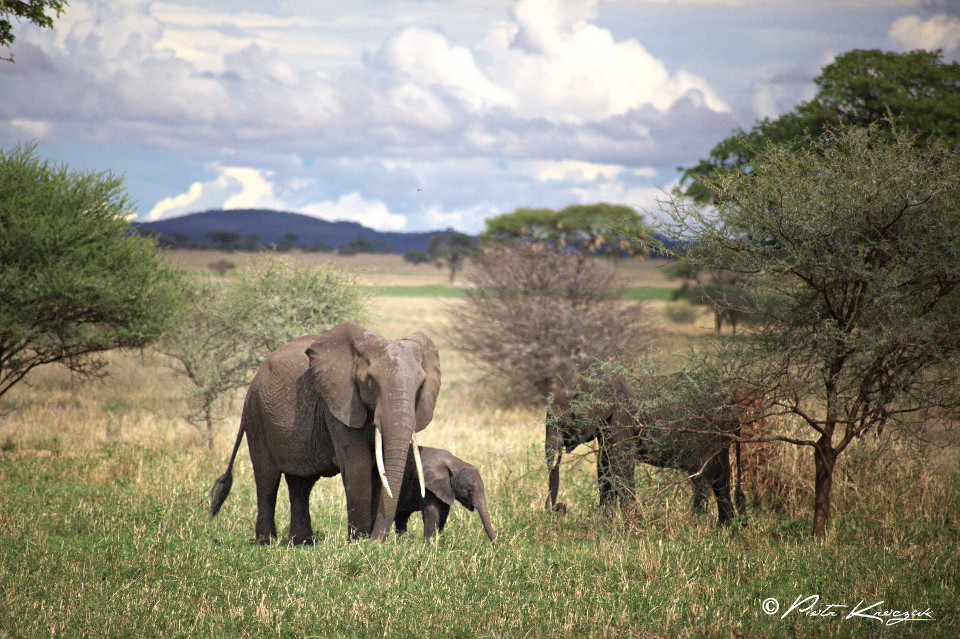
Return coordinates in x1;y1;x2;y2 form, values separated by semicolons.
2;0;959;233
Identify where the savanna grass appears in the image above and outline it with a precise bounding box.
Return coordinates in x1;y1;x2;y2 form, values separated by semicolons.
1;255;957;638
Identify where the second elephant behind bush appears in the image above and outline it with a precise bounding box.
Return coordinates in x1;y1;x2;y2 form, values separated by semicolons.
546;374;746;525
395;446;496;542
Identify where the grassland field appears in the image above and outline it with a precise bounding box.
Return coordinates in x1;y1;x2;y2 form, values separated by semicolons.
0;252;957;638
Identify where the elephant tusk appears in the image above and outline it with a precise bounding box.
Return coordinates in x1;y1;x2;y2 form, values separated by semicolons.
411;432;426;499
374;425;394;499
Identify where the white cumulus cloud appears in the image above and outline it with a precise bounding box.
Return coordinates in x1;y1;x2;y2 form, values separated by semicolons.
890;14;960;53
301;193;407;231
147;166;282;220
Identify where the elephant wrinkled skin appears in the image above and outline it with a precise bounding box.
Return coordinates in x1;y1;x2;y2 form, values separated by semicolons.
394;446;496;542
209;322;441;543
545;375;745;526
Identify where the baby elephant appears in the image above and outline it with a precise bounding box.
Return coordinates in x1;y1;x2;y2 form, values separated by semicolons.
394;446;496;542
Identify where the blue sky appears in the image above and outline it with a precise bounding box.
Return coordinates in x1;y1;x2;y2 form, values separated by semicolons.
2;0;958;233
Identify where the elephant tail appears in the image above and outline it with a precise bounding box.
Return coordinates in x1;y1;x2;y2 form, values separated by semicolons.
209;421;246;517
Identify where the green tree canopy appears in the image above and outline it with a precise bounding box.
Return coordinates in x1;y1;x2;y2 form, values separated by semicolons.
679;49;960;202
1;0;67;62
483;203;652;257
0;145;187;400
658;122;960;537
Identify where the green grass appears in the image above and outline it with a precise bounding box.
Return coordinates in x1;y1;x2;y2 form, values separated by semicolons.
623;285;675;301
366;284;675;301
1;445;957;638
2;278;957;638
365;284;467;298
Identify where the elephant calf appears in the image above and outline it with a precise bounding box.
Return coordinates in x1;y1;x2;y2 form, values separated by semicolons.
394;446;496;542
546;375;746;526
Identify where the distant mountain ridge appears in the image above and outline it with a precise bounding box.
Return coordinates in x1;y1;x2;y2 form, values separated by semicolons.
136;209;458;253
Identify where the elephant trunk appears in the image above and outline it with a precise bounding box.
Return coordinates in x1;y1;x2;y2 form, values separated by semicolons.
370;392;417;540
475;492;496;542
545;419;563;510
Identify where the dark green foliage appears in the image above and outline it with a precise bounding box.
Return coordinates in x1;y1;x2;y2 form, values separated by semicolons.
680;49;960;201
0;145;187;400
205;230;262;252
268;233;299;252
339;236;392;255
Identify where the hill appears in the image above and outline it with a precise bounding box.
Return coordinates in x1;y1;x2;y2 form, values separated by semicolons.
136;209;456;253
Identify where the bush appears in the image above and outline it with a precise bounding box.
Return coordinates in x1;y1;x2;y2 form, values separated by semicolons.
159;255;369;448
447;245;655;401
664;300;699;325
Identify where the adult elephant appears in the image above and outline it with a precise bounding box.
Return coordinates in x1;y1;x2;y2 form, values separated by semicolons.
209;321;441;543
545;374;745;526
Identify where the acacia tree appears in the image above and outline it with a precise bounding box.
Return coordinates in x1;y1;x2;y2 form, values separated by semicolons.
427;232;478;283
159;255;368;449
483;203;652;257
448;245;655;401
0;145;186;401
657;122;960;537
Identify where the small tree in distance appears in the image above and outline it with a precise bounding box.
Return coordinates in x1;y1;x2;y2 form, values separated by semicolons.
448;245;656;401
427;232;478;283
663;249;752;334
159;255;369;449
0;145;187;402
483;203;653;258
657;122;960;537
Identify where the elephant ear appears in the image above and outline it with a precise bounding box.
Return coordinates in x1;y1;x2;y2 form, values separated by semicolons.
403;331;441;432
426;467;456;506
305;322;370;428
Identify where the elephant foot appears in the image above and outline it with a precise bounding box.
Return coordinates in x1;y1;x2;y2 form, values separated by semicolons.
289;536;315;546
548;501;567;515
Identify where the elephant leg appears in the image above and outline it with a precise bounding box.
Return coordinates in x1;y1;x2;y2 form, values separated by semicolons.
598;432;637;512
597;445;616;512
422;495;444;541
328;420;376;540
691;476;711;514
709;455;736;526
395;511;411;536
285;474;318;545
437;502;451;534
254;468;281;544
246;424;281;544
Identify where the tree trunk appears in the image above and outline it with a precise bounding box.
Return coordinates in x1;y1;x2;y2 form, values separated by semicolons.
205;407;214;451
812;441;838;538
